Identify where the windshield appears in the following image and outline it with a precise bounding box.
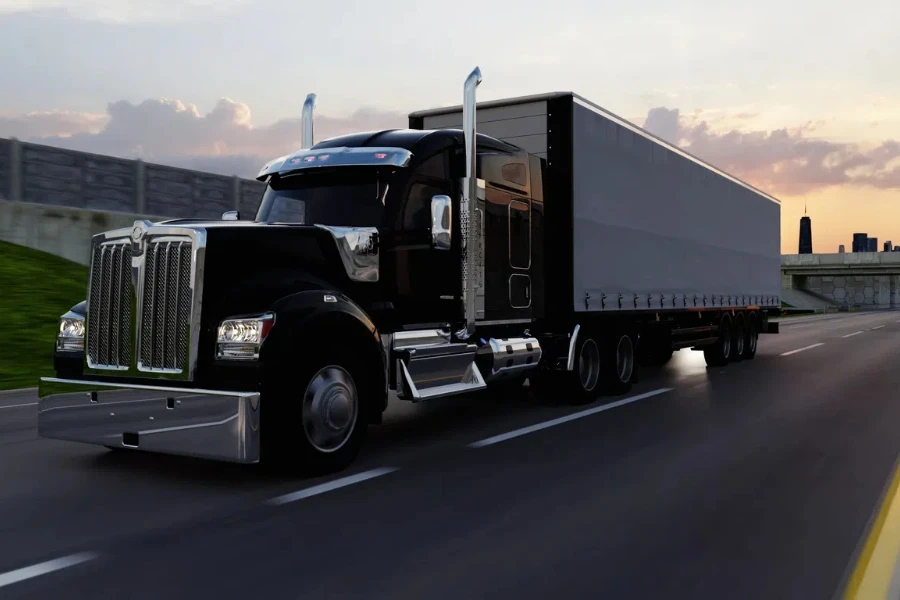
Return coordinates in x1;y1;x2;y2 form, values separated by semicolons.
255;170;390;227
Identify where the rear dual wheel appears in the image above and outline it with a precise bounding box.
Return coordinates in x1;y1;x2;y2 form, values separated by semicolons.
704;312;760;367
703;315;733;367
532;330;635;405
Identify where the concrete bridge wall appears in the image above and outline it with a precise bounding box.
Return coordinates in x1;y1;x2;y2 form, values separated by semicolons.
782;253;900;310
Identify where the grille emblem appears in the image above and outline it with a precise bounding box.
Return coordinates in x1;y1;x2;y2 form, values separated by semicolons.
131;220;152;256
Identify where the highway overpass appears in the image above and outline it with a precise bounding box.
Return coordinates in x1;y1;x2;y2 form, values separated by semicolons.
782;252;900;310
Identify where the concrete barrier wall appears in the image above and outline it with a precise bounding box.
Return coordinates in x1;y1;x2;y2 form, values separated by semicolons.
0;137;267;262
0;200;145;265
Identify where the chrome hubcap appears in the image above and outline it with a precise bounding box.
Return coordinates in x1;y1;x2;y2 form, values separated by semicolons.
736;325;745;356
722;324;732;358
578;339;600;391
616;335;634;383
302;366;358;453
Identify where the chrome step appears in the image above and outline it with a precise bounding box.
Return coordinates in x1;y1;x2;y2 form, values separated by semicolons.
395;342;486;402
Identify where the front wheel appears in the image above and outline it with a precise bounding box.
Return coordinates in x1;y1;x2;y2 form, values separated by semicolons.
264;351;369;476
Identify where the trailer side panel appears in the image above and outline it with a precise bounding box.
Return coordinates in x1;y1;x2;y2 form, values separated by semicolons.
570;98;781;314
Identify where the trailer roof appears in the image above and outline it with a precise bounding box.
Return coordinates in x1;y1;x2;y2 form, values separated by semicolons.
410;92;781;206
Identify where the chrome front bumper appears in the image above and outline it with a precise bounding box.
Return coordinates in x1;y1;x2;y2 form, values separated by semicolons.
38;378;261;463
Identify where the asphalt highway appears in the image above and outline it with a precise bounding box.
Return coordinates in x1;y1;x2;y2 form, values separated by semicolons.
1;310;899;599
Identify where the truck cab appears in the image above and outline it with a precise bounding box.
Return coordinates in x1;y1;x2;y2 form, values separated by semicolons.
255;128;544;329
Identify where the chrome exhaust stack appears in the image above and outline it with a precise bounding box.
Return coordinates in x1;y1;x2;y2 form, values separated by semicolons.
301;93;317;149
458;66;482;340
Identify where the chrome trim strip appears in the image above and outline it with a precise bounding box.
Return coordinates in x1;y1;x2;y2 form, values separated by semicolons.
315;225;379;283
41;377;259;397
475;318;533;326
566;324;581;372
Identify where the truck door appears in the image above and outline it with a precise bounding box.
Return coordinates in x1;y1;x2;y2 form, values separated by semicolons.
388;154;458;326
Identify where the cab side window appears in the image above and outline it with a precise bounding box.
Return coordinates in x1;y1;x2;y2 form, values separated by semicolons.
399;153;450;231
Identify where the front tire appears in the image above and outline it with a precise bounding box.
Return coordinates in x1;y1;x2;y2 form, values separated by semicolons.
264;349;369;476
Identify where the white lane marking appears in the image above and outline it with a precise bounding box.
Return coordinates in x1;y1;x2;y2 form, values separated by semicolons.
871;325;885;330
0;402;38;410
843;331;865;338
0;552;98;589
266;467;399;506
469;388;674;449
780;343;825;357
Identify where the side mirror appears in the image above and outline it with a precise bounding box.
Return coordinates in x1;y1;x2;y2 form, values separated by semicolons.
222;211;240;221
431;195;452;250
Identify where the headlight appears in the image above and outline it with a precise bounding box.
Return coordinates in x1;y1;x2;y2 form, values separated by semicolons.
216;313;274;360
57;311;85;352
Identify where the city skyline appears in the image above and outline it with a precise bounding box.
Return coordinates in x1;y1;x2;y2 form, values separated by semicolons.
1;0;899;253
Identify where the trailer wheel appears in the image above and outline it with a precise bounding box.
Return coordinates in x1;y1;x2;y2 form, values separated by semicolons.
703;314;732;367
600;332;635;396
730;314;746;363
741;313;759;360
263;348;368;476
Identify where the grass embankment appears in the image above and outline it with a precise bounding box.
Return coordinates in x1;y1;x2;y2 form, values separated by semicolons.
0;241;88;390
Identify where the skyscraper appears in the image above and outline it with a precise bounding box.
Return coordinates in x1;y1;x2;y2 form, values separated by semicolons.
799;214;813;254
868;238;878;252
853;233;869;252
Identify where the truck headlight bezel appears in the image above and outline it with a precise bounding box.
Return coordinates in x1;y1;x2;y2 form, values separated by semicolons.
57;311;86;352
216;313;275;361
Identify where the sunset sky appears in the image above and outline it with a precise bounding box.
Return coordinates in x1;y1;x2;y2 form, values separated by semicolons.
1;0;898;254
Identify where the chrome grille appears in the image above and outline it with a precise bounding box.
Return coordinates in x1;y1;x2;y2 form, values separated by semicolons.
138;238;193;372
86;241;133;369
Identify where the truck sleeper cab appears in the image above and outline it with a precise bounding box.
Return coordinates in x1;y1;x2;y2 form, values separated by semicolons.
39;67;780;474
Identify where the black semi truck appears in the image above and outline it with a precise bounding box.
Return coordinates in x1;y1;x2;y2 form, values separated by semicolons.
39;67;781;473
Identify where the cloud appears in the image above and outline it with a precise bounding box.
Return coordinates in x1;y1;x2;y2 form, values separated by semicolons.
0;109;107;138
5;94;899;194
0;0;250;22
643;107;900;195
1;97;406;178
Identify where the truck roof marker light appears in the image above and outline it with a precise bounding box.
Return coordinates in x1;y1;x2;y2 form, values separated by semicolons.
374;153;387;159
